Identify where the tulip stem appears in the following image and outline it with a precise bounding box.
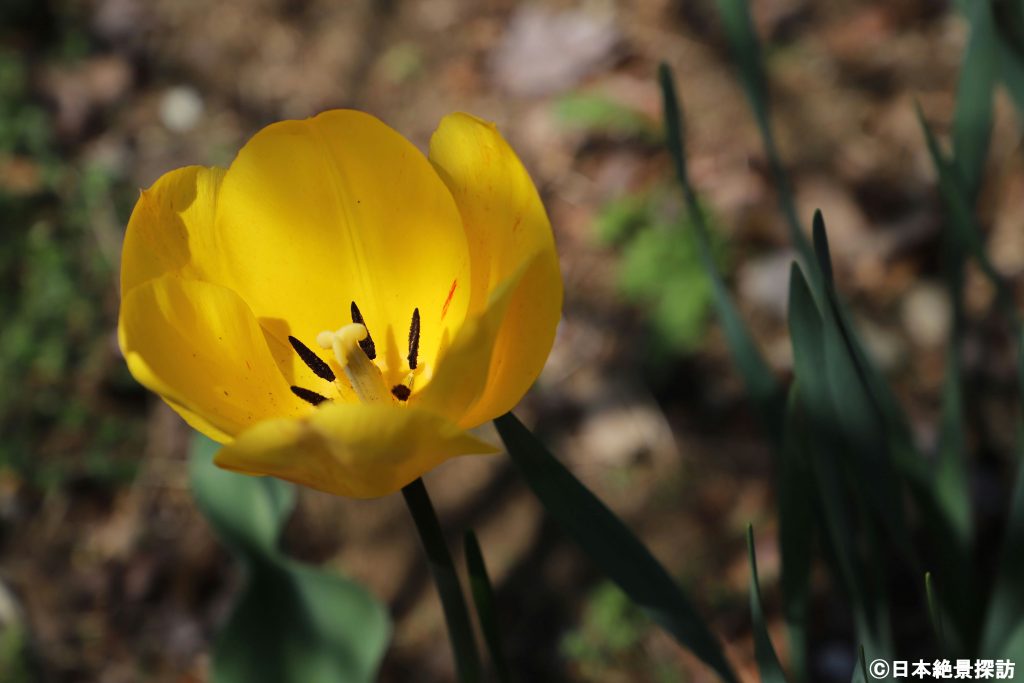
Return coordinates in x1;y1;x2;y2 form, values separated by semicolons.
401;477;481;683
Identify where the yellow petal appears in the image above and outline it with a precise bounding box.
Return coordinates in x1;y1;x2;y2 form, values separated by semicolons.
210;110;471;389
120;165;226;294
414;255;529;423
427;113;562;425
118;275;306;441
213;403;498;498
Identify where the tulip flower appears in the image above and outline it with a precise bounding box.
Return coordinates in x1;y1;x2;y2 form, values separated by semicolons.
119;110;562;498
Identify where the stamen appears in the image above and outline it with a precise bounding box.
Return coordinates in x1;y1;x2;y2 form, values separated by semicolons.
349;301;377;359
391;384;411;401
288;335;335;381
291;386;329;406
317;323;389;403
408;307;420;370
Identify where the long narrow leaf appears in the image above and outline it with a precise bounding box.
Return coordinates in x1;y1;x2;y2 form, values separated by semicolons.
925;572;948;653
782;264;880;655
711;0;813;265
981;329;1024;657
402;479;482;683
464;531;511;683
917;105;1019;329
952;0;997;200
747;525;789;683
494;412;738;683
659;63;784;446
778;384;813;683
811;218;918;570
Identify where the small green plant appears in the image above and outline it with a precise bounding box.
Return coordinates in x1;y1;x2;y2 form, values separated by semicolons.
561;582;653;679
553;92;659;142
596;190;727;356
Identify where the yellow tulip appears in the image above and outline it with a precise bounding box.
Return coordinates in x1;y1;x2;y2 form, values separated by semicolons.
118;110;562;498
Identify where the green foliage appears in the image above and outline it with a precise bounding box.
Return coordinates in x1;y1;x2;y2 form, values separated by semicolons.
560;581;651;677
464;531;511;683
0;614;34;683
495;412;739;683
189;434;391;683
553;92;658;141
652;0;1024;676
747;526;788;683
0;44;141;488
597;191;726;354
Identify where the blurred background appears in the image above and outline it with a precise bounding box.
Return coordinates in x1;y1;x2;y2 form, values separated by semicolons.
1;0;1022;681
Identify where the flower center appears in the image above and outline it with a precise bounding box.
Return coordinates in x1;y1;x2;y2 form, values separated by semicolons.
287;302;421;407
317;323;388;403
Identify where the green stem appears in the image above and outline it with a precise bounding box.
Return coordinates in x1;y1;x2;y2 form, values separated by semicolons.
401;477;481;683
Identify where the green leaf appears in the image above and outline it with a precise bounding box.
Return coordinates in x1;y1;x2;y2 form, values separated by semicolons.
464;531;511;683
658;63;784;446
925;572;948;653
952;0;997;200
998;37;1024;116
981;328;1024;657
401;478;482;683
190;442;295;557
747;525;789;683
778;384;813;683
710;0;813;268
190;434;390;683
786;264;891;659
211;560;391;683
917;104;1019;329
494;412;738;683
850;646;868;683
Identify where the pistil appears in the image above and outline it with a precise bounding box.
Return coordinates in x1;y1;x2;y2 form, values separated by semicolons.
317;323;389;403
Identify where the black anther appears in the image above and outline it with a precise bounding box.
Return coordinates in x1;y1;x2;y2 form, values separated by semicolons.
349;301;377;359
291;386;330;406
288;335;335;381
408;308;420;370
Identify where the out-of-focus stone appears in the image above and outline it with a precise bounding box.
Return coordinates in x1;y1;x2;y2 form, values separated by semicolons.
159;86;204;133
856;317;906;371
577;397;678;470
901;281;950;349
491;5;620;96
737;248;797;319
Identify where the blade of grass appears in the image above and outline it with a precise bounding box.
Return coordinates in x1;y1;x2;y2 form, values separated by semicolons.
494;412;738;683
463;531;511;683
747;525;789;683
659;62;784;447
402;479;482;683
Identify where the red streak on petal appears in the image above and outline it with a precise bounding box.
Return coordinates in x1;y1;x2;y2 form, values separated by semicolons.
441;279;458;321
